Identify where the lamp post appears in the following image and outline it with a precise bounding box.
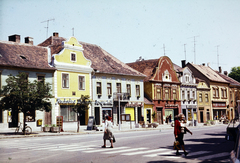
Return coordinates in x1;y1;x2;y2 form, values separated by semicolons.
118;93;121;130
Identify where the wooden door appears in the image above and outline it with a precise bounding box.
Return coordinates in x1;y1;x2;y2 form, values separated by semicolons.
157;111;162;124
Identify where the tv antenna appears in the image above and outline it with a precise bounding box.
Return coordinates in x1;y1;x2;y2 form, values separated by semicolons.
189;35;199;64
184;44;187;60
41;18;55;38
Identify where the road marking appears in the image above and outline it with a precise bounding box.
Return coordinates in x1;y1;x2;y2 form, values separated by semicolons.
143;151;175;157
67;147;94;152
103;147;147;154
122;148;168;156
83;146;128;153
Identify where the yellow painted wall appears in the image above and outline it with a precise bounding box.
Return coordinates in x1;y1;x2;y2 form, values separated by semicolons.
125;107;135;121
144;104;153;123
57;71;90;97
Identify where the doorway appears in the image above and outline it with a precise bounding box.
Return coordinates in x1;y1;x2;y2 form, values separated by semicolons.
200;111;204;123
146;109;151;123
94;107;100;125
156;107;163;124
137;107;142;123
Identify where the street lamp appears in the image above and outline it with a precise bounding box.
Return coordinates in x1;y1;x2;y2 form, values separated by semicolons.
117;93;122;131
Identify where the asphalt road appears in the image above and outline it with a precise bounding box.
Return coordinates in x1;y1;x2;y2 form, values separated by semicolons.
0;125;234;163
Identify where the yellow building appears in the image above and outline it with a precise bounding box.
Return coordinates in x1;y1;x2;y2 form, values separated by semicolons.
40;34;93;131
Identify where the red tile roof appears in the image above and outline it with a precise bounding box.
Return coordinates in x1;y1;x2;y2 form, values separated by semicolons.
215;71;240;87
39;36;145;77
0;41;55;71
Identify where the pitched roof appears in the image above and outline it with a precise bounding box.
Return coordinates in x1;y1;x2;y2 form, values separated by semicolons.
38;36;145;77
215;71;240;87
187;63;228;83
0;41;55;71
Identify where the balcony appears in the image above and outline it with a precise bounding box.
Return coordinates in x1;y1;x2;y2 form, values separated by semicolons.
113;92;130;101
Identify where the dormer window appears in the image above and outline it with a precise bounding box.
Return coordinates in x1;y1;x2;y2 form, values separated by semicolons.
162;70;172;82
71;53;76;62
185;75;190;83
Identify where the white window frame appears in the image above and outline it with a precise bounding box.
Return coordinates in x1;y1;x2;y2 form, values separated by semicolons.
70;52;77;62
78;75;85;90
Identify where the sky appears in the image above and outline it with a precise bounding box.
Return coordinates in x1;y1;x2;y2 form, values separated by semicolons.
0;0;240;73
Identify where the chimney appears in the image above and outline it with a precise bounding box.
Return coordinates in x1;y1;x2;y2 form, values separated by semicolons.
53;32;59;37
207;62;210;67
9;34;20;43
224;71;228;76
181;60;186;68
219;66;222;73
202;63;205;66
25;37;33;45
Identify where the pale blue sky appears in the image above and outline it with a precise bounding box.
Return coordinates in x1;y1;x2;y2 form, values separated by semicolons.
0;0;240;72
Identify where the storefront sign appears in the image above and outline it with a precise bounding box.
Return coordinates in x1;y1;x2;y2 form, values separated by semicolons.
165;104;178;108
95;100;113;106
56;98;76;104
212;102;226;107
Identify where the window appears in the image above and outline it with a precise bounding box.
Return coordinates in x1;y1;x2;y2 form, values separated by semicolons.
165;88;169;100
107;83;112;95
192;91;195;99
136;85;140;96
127;84;131;96
230;90;233;101
182;90;185;99
205;93;209;102
156;88;161;99
97;82;102;95
61;105;77;121
117;83;121;93
173;89;177;100
213;87;219;98
78;76;85;90
199;93;202;102
62;73;69;88
185;75;189;83
71;53;76;62
187;91;190;100
37;75;45;83
221;88;227;98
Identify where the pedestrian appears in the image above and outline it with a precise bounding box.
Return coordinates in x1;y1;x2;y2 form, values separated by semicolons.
102;115;114;148
166;116;169;124
174;113;192;156
169;114;172;123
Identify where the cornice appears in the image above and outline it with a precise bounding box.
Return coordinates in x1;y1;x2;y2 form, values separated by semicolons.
54;60;93;73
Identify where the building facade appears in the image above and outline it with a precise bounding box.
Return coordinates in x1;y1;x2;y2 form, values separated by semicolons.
127;56;181;124
39;34;93;131
0;35;55;131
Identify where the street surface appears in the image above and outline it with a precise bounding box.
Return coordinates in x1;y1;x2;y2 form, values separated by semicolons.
0;125;234;163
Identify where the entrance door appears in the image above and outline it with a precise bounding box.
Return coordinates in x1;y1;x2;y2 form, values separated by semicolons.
79;110;86;125
137;107;142;123
95;107;100;125
146;109;151;123
200;111;204;123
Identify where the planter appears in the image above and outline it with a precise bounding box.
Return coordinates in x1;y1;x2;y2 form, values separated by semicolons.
51;127;60;133
43;127;51;132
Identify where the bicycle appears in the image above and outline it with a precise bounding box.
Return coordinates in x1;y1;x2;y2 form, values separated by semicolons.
15;122;32;134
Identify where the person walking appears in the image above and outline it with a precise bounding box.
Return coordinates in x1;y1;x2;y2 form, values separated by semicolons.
102;115;114;148
174;113;192;156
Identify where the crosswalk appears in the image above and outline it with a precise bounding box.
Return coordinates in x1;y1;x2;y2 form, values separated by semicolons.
0;141;230;162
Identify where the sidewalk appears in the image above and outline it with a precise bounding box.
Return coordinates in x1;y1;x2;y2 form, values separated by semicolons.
0;123;226;139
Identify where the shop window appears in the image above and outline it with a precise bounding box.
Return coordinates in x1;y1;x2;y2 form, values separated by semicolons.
79;76;85;90
107;83;112;95
71;53;76;62
127;84;131;96
205;93;209;102
26;110;35;122
60;105;77;122
156;88;161;99
97;82;102;95
199;93;202;102
136;85;140;97
62;73;69;88
117;83;121;93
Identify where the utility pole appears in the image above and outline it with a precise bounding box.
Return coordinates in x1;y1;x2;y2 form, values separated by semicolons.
41;18;55;38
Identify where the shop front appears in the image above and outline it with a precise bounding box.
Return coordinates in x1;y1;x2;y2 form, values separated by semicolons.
212;102;227;120
165;104;179;124
93;100;113;125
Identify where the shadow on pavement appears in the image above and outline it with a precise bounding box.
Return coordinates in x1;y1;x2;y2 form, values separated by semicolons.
0;132;39;135
148;131;233;163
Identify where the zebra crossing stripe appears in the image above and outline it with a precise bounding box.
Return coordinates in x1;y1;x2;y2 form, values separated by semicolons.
143;151;175;157
83;146;128;153
122;148;168;156
103;147;147;154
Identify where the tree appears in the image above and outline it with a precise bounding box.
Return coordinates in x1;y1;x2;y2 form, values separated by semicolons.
73;95;91;132
229;66;240;82
0;72;53;134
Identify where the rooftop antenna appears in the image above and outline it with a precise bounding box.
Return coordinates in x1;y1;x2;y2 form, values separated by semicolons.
189;36;199;64
184;44;187;60
163;44;166;56
72;28;74;36
41;18;55;38
216;45;220;68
